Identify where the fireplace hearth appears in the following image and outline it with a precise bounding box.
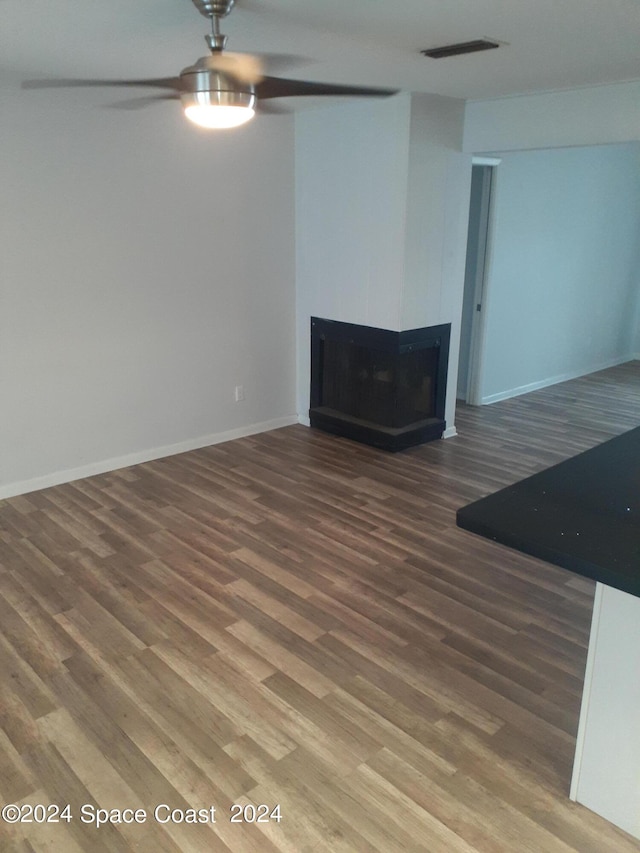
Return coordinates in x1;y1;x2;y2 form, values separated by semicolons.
309;318;450;451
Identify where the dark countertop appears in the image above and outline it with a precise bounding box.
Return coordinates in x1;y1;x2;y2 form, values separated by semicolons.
456;426;640;598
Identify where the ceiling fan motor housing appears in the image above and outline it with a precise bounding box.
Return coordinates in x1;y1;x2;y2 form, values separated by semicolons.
179;56;256;112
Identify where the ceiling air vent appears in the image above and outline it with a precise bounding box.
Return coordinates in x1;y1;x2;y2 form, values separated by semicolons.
422;39;499;59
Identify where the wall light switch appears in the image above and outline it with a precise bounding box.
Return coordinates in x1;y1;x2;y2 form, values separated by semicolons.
235;385;244;402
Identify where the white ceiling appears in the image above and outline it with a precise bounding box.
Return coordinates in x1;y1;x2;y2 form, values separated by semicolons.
2;0;640;103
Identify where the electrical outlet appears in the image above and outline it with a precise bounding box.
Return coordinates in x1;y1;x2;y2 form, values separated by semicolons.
234;385;244;402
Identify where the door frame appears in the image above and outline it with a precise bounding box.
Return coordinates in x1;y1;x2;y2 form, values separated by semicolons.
464;156;501;405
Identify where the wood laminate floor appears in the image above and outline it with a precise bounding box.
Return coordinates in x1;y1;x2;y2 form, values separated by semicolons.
1;361;640;852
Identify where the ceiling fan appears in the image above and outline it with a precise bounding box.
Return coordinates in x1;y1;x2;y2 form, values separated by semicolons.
23;0;398;129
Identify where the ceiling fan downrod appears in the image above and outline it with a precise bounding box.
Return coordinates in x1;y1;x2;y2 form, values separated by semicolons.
192;1;236;53
206;16;228;53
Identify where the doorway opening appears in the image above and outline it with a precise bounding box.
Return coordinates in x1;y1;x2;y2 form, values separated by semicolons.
457;159;499;405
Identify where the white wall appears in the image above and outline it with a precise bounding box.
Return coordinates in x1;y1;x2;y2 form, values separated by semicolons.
0;83;297;497
294;94;412;420
464;80;640;154
401;95;471;430
478;144;640;402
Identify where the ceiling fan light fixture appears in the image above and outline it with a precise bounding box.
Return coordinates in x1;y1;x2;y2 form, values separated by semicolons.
184;104;255;128
180;60;256;128
182;90;256;128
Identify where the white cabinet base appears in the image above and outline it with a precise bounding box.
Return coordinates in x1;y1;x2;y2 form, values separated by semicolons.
570;582;640;840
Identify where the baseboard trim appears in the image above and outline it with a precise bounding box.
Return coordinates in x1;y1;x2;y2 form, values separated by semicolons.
0;415;299;501
443;426;458;439
480;356;636;406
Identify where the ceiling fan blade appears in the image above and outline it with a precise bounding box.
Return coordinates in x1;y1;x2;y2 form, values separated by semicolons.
22;77;182;91
198;52;314;84
256;101;291;115
204;51;264;84
105;93;181;110
256;77;398;100
259;53;314;75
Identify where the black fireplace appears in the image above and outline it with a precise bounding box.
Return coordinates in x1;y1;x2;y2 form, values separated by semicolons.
309;318;450;452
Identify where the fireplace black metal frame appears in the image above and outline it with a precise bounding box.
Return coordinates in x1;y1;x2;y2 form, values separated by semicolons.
309;317;450;452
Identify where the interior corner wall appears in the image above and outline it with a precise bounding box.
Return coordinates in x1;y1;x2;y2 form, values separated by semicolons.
401;94;471;433
478;143;640;403
294;95;412;421
0;83;297;497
